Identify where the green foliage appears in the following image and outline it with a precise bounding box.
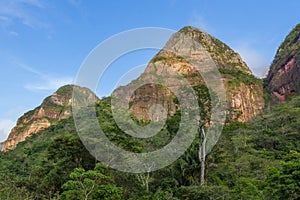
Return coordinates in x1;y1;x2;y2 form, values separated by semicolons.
60;163;122;200
175;185;231;200
0;172;34;199
264;151;300;200
7;26;300;199
219;68;262;86
0;117;96;199
232;178;264;200
1;95;300;199
151;55;186;63
193;84;211;122
272;23;300;67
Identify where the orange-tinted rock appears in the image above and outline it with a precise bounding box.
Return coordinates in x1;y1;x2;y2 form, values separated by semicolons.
114;26;264;123
266;24;300;101
1;85;93;152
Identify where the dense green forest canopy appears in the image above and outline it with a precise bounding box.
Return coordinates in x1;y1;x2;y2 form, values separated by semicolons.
1;96;300;199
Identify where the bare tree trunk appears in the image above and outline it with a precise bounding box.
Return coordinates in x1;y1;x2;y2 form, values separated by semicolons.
199;126;207;186
137;170;150;192
137;171;150;192
145;171;150;192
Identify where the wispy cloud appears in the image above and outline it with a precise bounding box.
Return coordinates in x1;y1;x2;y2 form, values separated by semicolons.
0;0;49;32
0;119;15;142
18;62;44;76
167;0;178;7
9;30;19;36
235;44;270;77
19;0;44;8
25;76;74;92
0;15;11;23
18;63;74;92
67;0;81;7
188;13;211;33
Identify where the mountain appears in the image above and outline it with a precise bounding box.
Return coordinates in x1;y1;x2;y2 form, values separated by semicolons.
1;25;300;199
1;85;97;152
2;26;265;152
266;23;300;101
114;26;264;122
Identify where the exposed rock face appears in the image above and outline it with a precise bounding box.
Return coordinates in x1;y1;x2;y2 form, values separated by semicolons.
3;119;51;151
1;85;95;151
2;26;266;151
225;82;264;122
0;142;4;152
114;26;264;122
179;27;251;74
266;24;300;101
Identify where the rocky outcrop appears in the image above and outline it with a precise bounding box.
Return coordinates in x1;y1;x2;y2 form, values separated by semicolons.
179;27;251;74
225;81;264;122
0;142;4;152
1;85;95;151
114;26;264;122
2;26;267;151
3;119;51;151
266;24;300;101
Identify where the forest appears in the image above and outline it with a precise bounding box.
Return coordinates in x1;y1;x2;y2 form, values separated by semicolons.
0;95;299;199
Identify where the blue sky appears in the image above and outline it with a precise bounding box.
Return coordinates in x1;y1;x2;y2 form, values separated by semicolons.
1;0;300;141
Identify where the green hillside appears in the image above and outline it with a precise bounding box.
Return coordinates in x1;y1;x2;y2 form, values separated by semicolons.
1;96;300;199
1;24;300;200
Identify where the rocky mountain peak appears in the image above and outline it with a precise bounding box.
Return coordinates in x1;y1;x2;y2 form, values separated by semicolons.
178;26;251;74
115;26;264;122
1;85;95;151
2;26;266;151
266;23;300;101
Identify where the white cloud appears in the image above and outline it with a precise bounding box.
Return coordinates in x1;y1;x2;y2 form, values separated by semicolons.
25;76;74;92
19;0;44;8
0;0;48;30
9;31;19;36
0;119;15;142
18;62;44;76
167;0;178;7
18;63;74;92
188;13;211;33
0;15;11;23
235;45;270;78
67;0;81;6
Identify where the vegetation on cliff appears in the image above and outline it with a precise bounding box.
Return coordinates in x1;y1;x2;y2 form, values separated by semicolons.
266;23;300;101
1;96;300;199
122;26;264;123
1;25;300;199
2;85;96;151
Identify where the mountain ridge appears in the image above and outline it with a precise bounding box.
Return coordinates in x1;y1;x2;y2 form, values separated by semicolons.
266;23;300;101
1;24;300;199
2;26;266;151
1;85;97;152
115;26;264;122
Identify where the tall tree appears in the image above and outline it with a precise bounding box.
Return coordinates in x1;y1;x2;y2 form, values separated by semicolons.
60;163;122;200
198;122;207;186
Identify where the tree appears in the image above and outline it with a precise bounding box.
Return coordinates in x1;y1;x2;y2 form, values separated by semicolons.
44;134;96;195
198;122;207;186
0;172;33;200
232;178;263;200
60;163;122;200
265;150;300;200
137;172;151;192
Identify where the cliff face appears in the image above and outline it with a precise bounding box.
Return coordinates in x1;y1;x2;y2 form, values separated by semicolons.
114;26;264;122
2;26;267;151
225;81;264;122
2;85;96;152
266;24;300;101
